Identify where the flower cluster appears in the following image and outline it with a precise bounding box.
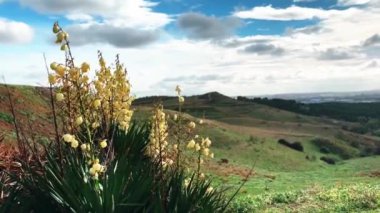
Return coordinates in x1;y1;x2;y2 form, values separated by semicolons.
147;105;174;168
49;22;133;179
175;85;185;104
62;133;79;148
93;53;134;132
146;85;215;189
88;159;105;180
187;136;214;160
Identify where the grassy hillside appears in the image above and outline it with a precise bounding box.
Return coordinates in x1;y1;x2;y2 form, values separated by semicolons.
1;85;379;212
0;84;53;143
134;92;380;159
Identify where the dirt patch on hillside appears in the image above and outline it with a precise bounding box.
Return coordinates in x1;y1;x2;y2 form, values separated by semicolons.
204;161;255;178
360;170;380;178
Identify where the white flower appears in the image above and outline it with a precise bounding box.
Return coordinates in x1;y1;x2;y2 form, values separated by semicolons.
62;134;74;143
100;139;107;148
188;121;196;129
195;143;201;151
71;139;79;148
75;116;83;126
80;143;87;151
187;139;195;149
175;85;182;95
206;186;214;193
56;93;64;102
178;96;185;104
202;148;209;156
204;137;212;147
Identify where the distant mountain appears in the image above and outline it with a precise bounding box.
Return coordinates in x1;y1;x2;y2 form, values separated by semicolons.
249;90;380;103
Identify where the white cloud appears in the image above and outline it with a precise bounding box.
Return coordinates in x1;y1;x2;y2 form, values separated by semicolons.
0;18;34;44
233;5;358;21
3;2;380;96
20;0;171;29
65;14;93;22
20;0;171;47
337;0;371;6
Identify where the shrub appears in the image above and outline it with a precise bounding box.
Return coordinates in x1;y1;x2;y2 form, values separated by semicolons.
320;146;330;154
311;137;357;159
278;139;304;152
320;156;337;165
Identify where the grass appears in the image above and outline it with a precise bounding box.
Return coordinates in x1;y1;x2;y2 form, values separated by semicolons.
229;183;380;212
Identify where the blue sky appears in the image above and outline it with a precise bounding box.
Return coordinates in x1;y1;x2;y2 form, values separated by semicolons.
1;0;380;96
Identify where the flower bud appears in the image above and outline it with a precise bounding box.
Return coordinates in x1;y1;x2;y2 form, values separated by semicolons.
75;116;83;126
92;163;102;171
71;139;79;148
53;23;60;33
81;62;90;72
206;187;213;193
202;148;210;156
199;173;205;179
100;139;107;148
55;65;65;76
60;44;68;51
91;122;100;129
175;85;181;95
50;62;58;70
56;32;65;43
195;143;201;151
187;139;195;149
89;167;97;176
178;96;185;104
80;143;87;151
62;134;74;143
188;121;196;129
48;74;57;84
56;93;64;102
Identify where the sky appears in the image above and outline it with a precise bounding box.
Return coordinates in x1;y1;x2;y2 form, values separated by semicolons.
0;0;380;97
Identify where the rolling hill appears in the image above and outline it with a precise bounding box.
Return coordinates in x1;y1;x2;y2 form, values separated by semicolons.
1;85;379;211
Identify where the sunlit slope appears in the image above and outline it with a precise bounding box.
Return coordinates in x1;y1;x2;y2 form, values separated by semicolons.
134;92;380;162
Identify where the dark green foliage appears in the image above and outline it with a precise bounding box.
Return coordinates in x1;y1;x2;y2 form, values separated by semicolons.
278;139;304;152
0;112;12;123
1;123;228;213
311;138;358;159
270;191;300;204
320;147;330;154
320;156;337;165
238;96;380;123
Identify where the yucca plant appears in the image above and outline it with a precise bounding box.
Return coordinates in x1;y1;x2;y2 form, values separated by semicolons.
1;123;228;212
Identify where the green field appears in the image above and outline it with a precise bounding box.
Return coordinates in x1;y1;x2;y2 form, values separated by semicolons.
134;92;380;212
1;86;379;212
